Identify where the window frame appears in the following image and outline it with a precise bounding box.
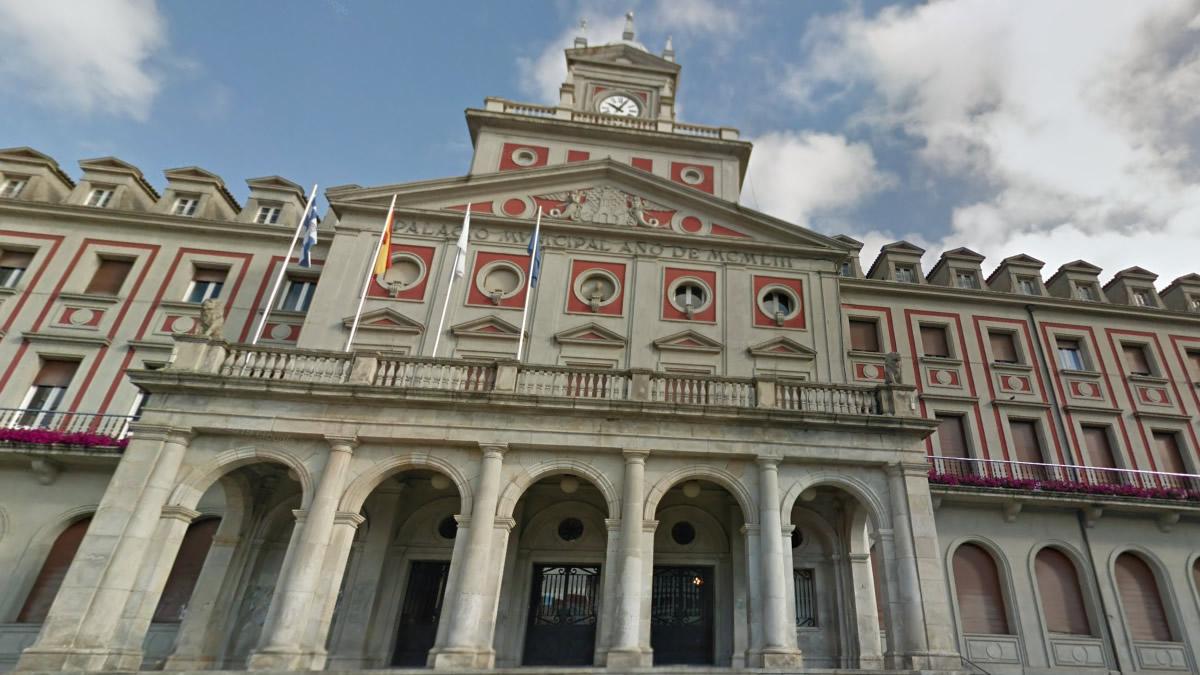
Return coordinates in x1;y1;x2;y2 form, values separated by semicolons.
172;196;200;217
1007;416;1048;466
278;275;318;312
83;255;135;297
1073;283;1097;301
919;323;953;359
1055;336;1088;371
848;317;882;353
1120;342;1155;377
85;187;114;208
255;204;282;224
184;265;228;304
954;270;978;289
1;176;28;198
0;248;34;289
894;265;916;283
987;329;1022;365
933;412;971;459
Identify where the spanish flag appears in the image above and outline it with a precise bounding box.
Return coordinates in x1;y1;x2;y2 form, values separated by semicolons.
373;206;394;275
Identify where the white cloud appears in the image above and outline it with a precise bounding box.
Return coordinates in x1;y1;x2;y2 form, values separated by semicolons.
517;14;628;103
743;131;894;228
0;0;167;120
789;0;1200;284
649;0;741;36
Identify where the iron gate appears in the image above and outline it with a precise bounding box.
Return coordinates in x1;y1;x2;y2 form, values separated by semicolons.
651;565;714;665
391;560;450;667
522;564;600;665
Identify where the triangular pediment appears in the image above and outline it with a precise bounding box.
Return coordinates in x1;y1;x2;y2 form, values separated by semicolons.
653;329;723;354
881;240;927;255
566;44;680;74
342;308;424;334
747;336;817;360
1059;259;1103;274
450;315;523;339
999;253;1045;267
247;175;304;197
554;322;626;347
327;159;851;255
1113;266;1157;281
165;166;224;183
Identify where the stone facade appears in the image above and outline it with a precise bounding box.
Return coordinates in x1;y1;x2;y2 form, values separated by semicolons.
0;19;1198;675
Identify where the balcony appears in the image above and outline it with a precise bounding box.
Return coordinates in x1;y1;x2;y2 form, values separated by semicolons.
0;408;133;452
928;455;1200;504
481;97;741;140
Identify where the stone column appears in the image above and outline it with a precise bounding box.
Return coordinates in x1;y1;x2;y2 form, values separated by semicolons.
607;450;651;668
247;436;356;670
741;524;764;660
327;490;401;668
431;443;505;670
163;515;246;670
16;426;193;672
475;516;516;664
303;510;365;668
756;458;803;668
849;552;884;669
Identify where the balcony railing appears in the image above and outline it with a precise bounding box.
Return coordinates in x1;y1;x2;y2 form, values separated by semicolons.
482;97;741;140
0;408;134;450
928;455;1200;502
168;339;917;420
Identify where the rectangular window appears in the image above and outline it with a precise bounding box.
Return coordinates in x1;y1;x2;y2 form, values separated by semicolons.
255;205;282;224
921;324;950;358
84;257;133;296
172;197;199;216
1;177;27;198
1152;431;1187;474
1074;284;1095;301
1017;277;1040;295
1121;343;1152;376
955;272;977;289
935;414;969;458
989;331;1019;364
1131;289;1152;307
1056;338;1085;370
839;261;853;277
85;188;114;207
185;266;227;303
895;266;916;283
18;359;79;427
1188;295;1200;312
1187;350;1200;381
849;318;881;353
278;276;317;312
1009;419;1045;465
794;568;817;627
0;249;33;288
1081;425;1117;469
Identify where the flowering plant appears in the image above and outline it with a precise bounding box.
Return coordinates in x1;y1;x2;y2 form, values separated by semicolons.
0;427;129;450
928;469;1200;502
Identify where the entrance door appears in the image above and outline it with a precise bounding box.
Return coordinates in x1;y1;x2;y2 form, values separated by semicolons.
651;565;714;665
391;560;451;667
522;564;600;665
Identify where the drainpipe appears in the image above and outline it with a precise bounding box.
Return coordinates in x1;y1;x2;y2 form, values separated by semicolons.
1023;304;1079;466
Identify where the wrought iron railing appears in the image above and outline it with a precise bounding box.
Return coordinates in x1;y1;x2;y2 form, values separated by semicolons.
928;455;1200;502
0;408;134;449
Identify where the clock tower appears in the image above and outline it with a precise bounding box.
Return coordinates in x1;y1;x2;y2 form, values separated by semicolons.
466;12;751;202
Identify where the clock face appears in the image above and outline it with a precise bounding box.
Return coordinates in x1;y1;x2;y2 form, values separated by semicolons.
598;94;641;117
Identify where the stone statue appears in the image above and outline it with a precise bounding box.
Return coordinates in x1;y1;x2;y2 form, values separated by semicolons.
198;299;225;339
884;352;903;385
550;189;585;220
630;195;660;227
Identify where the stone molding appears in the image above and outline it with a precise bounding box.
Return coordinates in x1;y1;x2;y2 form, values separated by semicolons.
161;504;201;523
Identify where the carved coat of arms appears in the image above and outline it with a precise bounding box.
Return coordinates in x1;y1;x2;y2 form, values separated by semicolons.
542;186;667;228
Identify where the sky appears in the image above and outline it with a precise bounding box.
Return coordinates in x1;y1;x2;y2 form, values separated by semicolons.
2;0;1199;286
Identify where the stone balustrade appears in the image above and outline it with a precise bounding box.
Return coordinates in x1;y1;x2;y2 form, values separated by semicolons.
483;97;741;140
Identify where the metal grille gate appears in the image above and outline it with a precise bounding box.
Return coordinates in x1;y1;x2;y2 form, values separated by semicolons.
650;565;714;665
391;560;450;667
522;564;600;665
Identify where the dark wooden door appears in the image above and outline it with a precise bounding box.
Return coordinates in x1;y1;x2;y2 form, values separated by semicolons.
391;560;451;667
522;564;600;666
651;565;714;665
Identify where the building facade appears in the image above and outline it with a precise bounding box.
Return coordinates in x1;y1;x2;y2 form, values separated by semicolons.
0;19;1199;675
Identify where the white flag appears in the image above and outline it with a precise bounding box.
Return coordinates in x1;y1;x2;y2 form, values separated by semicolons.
454;205;471;278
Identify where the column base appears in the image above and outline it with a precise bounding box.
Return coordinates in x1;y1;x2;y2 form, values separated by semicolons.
605;647;653;668
759;646;804;669
429;646;495;670
15;646;144;672
246;646;327;671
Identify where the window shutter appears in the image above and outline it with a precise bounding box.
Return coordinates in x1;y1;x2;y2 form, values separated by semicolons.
193;267;227;283
1009;420;1044;464
1;249;33;267
989;332;1018;363
952;543;1010;634
1115;553;1173;642
921;325;949;357
33;360;79;387
1152;432;1186;474
1081;426;1117;469
936;415;968;458
1122;344;1151;376
84;258;133;296
18;517;92;622
849;319;880;352
152;517;220;623
1035;548;1092;635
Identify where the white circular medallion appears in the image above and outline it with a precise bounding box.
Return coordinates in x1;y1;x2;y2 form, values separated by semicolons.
510;147;539;167
679;166;705;185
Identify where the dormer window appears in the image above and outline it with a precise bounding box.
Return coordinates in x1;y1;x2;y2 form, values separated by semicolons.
255;205;282;224
173;196;200;217
1;177;27;198
895;266;916;283
1017;277;1040;296
1131;289;1153;307
954;271;977;289
839;261;853;277
1074;284;1096;301
86;187;114;207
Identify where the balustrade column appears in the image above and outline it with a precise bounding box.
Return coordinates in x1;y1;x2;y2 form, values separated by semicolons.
248;436;356;671
431;443;506;670
756;457;803;668
607;450;651;668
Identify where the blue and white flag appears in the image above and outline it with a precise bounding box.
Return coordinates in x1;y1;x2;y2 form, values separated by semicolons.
298;202;320;267
526;222;542;288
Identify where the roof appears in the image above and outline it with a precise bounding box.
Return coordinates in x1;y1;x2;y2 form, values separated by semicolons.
0;147;75;188
165;166;241;212
79;156;159;199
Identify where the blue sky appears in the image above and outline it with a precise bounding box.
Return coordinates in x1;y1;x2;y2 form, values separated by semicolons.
2;0;1198;283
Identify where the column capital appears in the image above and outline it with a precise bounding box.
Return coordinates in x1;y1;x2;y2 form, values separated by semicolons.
291;509;309;525
161;504;201;523
325;435;359;453
641;519;659;533
494;516;516;532
740;523;762;535
453;513;472;527
756;455;782;469
622;449;649;463
886;461;929;478
848;552;871;562
333;511;366;528
127;424;193;444
780;524;795;536
875;528;894;541
604;518;621;531
478;442;508;458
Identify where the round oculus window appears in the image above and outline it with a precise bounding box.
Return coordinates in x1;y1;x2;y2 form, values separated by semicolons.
475;261;524;300
573;269;620;309
510;147;539;167
437;516;458;540
758;285;799;319
671;521;696;546
680;166;705;185
381;253;425;290
558;517;584;541
669;278;711;314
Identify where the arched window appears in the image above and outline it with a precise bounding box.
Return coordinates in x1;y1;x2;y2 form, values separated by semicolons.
1115;552;1174;642
1035;548;1092;635
952;543;1010;634
18;516;92;623
152;517;221;623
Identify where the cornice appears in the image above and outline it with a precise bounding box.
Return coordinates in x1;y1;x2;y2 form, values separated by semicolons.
22;330;111;347
0;201;300;242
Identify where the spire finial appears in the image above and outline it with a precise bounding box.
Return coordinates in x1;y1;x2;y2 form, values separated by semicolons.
663;35;675;62
622;10;635;41
574;17;588;48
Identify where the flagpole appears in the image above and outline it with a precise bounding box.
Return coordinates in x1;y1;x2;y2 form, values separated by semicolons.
345;194;397;352
432;203;471;357
253;183;318;345
516;207;542;361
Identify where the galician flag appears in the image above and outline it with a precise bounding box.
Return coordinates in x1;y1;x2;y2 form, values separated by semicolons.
454;205;471;277
526;216;543;288
298;201;320;267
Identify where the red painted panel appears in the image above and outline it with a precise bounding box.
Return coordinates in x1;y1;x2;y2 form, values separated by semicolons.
998;374;1032;393
465;250;531;310
367;244;436;301
680;216;703;233
711;223;749;238
263;322;302;343
58;307;105;328
566;260;626;316
503;199;526;216
752;275;805;329
854;362;885;381
662;267;717;322
670;162;715;194
447;202;494;214
927;368;961;387
499;143;549;171
567;150;590;163
631;157;653;172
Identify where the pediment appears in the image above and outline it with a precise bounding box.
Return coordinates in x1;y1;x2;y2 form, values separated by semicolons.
942;246;985;261
1059;259;1103;274
747;336;817;360
247;175;304;196
1113;266;1157;281
80;155;144;174
653;329;723;354
554;322;626;347
999;253;1045;268
450;314;523;340
567;44;680;74
881;240;927;255
165;166;224;183
342;308;424;334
